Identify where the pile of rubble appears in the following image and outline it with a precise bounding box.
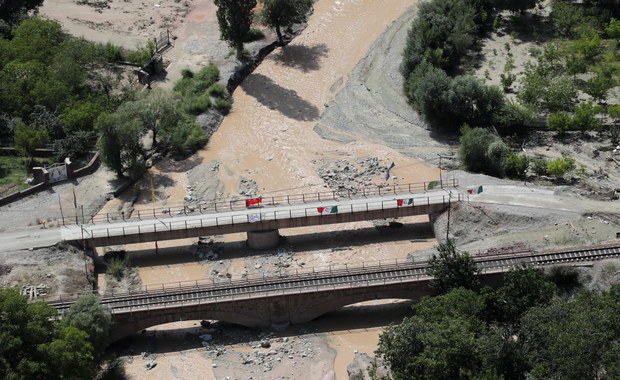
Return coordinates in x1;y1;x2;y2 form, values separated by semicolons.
315;157;387;193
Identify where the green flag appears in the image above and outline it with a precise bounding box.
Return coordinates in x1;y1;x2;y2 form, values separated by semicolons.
478;186;483;194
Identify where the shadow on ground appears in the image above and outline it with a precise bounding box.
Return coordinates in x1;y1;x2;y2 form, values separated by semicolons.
241;73;319;121
271;43;329;73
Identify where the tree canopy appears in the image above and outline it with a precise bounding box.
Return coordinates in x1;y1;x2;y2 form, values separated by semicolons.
0;288;97;380
426;239;480;295
214;0;257;59
258;0;313;44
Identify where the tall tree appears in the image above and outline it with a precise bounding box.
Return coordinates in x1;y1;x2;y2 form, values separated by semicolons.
62;295;113;359
258;0;312;44
0;288;96;379
214;0;257;60
427;239;480;295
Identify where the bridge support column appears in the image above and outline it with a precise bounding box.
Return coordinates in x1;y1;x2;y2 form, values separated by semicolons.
247;229;280;250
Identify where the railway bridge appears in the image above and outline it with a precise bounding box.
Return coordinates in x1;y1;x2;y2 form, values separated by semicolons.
60;180;460;249
48;243;620;341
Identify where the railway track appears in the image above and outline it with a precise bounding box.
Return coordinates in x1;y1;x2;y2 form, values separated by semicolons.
48;243;620;314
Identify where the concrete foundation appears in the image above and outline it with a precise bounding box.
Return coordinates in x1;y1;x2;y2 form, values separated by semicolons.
247;229;280;250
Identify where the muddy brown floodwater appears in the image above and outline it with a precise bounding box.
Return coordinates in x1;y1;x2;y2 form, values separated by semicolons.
99;0;442;378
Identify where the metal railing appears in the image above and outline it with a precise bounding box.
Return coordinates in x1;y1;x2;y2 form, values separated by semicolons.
67;178;458;225
81;193;460;240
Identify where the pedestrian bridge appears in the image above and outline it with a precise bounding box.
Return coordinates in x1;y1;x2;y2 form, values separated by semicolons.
60;180;460;248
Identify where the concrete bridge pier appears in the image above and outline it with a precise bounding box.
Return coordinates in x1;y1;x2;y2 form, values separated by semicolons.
247;229;280;250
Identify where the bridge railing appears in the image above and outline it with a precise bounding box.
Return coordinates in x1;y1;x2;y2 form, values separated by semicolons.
83;192;461;240
74;178;458;225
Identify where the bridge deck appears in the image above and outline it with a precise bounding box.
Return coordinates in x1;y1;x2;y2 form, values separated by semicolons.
48;243;620;315
61;188;460;246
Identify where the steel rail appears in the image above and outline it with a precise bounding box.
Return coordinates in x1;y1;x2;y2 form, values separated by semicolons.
47;243;620;313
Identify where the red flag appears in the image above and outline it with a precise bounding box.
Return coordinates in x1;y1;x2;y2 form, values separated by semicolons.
397;199;404;207
245;198;262;207
317;207;325;214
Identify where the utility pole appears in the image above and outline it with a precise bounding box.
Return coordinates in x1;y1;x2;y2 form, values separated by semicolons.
438;154;443;188
446;195;451;241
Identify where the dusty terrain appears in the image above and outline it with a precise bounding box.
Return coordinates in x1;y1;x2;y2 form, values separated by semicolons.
0;0;619;379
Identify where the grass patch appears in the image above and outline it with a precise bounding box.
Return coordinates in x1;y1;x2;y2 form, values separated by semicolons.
0;156;54;192
427;180;439;190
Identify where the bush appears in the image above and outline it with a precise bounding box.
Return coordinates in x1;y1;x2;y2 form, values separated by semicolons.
183;94;211;115
486;140;510;177
168;120;208;157
542;77;578;113
106;256;129;281
207;83;226;97
180;68;194;79
571;101;602;131
547;111;572;133
244;27;265;42
125;40;155;66
505;153;529;179
494;102;536;135
214;98;233;115
606;18;620;38
195;63;220;86
459;126;503;175
531;157;548;176
546;156;576;178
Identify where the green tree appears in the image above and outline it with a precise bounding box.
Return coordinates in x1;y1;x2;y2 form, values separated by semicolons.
488;265;556;327
62;100;105;133
547;111;572;133
258;0;312;44
63;295;112;359
573;33;602;60
459;126;509;175
504;153;529;179
0;288;96;380
584;72;615;102
9;18;64;63
607;104;620;141
13;120;48;163
95;112;146;178
542;77;577;113
427;239;480;295
495;0;538;14
606;17;620;38
377;288;485;380
214;0;257;59
570;101;602;131
0;0;44;36
117;89;182;149
520;289;620;380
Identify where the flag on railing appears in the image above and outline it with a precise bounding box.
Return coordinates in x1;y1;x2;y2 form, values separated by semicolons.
467;186;484;195
248;213;261;223
385;161;395;180
397;199;413;207
245;198;262;207
318;206;338;214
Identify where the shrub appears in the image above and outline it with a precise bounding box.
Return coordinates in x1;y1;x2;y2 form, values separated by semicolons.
183;94;211;115
546;157;576;178
180;68;194;79
125;40;155;66
542;77;578;113
505;153;529;179
606;18;620;38
494;102;536;135
195;63;220;86
570;101;602;131
547;112;572;133
207;83;226;97
244;27;265;42
168;120;208;157
486;140;510;177
531;157;548;176
106;257;129;281
214;98;233;115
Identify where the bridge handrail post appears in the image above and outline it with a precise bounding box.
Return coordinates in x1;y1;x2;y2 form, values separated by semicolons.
302;194;305;203
427;197;430;206
318;192;321;202
214;202;217;212
409;183;412;192
332;191;336;201
381;201;384;211
363;188;366;197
